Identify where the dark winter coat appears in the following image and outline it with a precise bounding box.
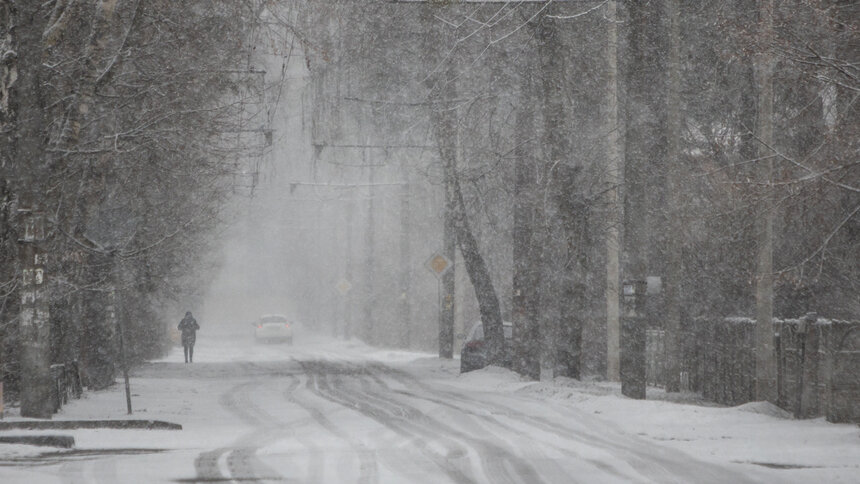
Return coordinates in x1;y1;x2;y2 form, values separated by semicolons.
178;316;200;346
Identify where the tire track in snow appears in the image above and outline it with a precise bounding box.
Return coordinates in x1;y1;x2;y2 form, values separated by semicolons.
354;368;546;484
263;374;325;483
228;377;321;483
362;366;609;482
322;370;460;484
303;370;444;484
373;363;757;484
370;373;620;482
323;361;542;484
302;359;547;484
283;371;380;484
375;364;677;481
298;359;476;484
193;377;299;483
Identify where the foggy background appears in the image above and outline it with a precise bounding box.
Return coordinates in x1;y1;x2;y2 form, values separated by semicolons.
197;48;471;352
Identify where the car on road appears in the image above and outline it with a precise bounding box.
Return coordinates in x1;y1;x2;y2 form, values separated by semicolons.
460;320;513;373
253;314;293;344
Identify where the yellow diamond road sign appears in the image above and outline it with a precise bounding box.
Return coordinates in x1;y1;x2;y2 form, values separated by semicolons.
425;252;452;278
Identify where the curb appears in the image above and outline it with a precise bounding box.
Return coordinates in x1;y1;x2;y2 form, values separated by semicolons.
0;435;75;448
0;420;181;430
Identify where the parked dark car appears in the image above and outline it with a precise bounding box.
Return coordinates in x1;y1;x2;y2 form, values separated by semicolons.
460;320;513;373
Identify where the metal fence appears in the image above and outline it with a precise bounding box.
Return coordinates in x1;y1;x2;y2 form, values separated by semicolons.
831;323;860;422
49;361;83;413
645;330;666;388
644;317;860;422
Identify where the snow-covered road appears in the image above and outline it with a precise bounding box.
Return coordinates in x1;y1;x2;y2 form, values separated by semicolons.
1;330;857;483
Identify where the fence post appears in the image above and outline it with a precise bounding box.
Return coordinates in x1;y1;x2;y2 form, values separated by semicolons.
49;364;63;413
69;360;83;399
794;314;812;417
774;321;783;408
801;313;819;417
746;320;755;402
820;322;832;420
828;322;860;423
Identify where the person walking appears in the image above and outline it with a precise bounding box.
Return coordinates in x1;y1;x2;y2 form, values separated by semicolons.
178;311;200;363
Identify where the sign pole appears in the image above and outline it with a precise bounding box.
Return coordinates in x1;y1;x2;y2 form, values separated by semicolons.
425;252;454;358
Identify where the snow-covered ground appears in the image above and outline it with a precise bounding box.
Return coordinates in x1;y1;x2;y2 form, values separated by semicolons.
0;329;857;483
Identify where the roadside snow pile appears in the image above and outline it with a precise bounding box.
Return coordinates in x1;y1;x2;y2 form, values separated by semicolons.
457;365;520;381
364;348;434;364
400;356;460;378
454;365;532;391
462;365;518;378
735;401;793;419
515;382;594;403
514;377;615;403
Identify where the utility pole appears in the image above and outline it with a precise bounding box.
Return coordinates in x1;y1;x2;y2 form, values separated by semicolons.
398;158;413;348
312;163;325;332
755;0;777;403
345;201;354;340
419;5;456;360
604;0;623;383
436;84;457;360
363;144;376;344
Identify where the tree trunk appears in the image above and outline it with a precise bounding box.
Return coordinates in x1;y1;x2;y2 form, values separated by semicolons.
13;0;54;419
451;175;505;366
60;0;126;394
621;0;665;310
512;65;541;380
537;7;576;381
429;86;503;365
